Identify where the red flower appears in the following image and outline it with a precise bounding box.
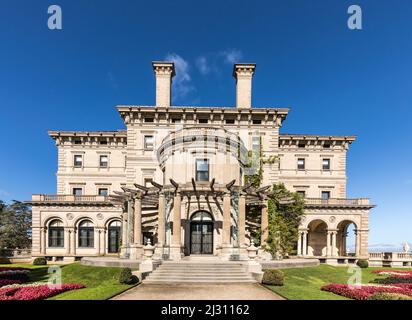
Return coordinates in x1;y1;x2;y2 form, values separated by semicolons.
321;284;412;300
0;284;85;300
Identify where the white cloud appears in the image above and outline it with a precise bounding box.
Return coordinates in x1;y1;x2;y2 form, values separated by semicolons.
165;53;195;101
195;56;210;75
220;49;243;64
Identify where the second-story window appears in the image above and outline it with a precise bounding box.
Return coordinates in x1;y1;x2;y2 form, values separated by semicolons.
74;155;83;168
144;135;154;151
321;191;331;200
100;155;109;168
98;188;108;196
144;178;153;187
297;158;305;170
297;191;306;198
72;188;83;196
322;159;330;171
196;159;209;182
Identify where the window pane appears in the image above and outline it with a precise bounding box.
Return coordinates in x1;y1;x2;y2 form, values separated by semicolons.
100;155;108;167
321;191;330;200
196;159;209;181
144;136;154;150
73;188;83;196
98;188;108;196
74;155;83;166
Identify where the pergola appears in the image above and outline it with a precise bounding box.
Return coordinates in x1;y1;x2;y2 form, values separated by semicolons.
107;179;272;259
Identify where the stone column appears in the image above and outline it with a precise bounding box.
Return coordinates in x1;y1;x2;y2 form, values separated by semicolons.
100;228;106;255
331;231;337;257
120;208;128;258
326;231;332;257
238;194;246;246
355;230;361;257
95;228;101;256
40;227;46;255
222;193;231;245
297;232;302;256
302;231;308;256
134;197;142;245
65;228;71;255
71;228;76;256
170;194;182;260
158;193;166;246
261;205;269;246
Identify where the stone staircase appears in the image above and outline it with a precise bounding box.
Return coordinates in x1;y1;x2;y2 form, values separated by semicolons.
143;259;256;284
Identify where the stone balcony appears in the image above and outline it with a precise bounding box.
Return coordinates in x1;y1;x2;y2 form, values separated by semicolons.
304;198;374;209
157;126;248;166
28;194;111;206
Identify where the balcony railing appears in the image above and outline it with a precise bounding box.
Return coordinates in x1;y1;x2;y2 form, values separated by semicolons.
30;194;109;203
304;198;372;207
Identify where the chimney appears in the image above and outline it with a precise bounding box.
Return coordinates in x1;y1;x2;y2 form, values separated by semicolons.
233;63;256;109
152;61;176;108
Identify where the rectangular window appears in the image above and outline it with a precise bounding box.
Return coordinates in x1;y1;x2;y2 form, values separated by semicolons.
199;118;208;124
74;139;81;145
144;117;154;123
225;119;235;124
171;118;181;123
48;228;64;247
322;159;331;171
297;158;305;170
144;135;154;150
144;178;153;187
297;191;306;198
72;188;83;196
74;155;83;167
98;188;108;196
323;143;331;149
298;142;306;148
321;191;331;200
196;159;209;182
100;155;109;168
252;119;262;125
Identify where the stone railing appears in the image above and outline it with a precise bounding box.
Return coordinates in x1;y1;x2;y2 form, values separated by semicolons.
369;252;412;267
0;248;32;258
30;195;109;203
305;198;372;207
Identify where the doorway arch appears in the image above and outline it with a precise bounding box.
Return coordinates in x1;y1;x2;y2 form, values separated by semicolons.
190;211;213;255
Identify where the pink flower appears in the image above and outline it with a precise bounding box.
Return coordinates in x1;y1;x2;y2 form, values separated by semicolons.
0;284;85;300
321;284;412;300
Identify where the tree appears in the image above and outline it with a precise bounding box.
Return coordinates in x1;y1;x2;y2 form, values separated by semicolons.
264;183;305;257
0;200;32;249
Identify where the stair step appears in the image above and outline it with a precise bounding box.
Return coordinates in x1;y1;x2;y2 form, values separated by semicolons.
144;280;257;284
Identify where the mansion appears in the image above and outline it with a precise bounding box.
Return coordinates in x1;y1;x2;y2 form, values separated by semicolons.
29;61;374;265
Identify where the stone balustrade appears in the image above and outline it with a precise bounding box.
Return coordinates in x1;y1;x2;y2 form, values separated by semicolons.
30;194;109;203
305;198;371;207
369;252;412;267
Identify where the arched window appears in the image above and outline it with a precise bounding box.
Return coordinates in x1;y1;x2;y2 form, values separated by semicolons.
78;220;94;248
48;219;64;248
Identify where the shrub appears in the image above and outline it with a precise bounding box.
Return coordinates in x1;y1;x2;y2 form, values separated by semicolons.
32;257;47;266
119;268;138;285
369;292;412;300
262;269;284;286
356;259;369;268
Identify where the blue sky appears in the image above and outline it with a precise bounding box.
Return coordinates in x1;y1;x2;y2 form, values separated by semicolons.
0;0;411;247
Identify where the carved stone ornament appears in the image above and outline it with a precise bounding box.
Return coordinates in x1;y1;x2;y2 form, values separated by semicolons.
66;213;74;220
97;213;104;220
329;216;336;223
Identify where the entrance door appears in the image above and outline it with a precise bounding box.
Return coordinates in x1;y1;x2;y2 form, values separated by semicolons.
108;221;121;253
190;222;213;254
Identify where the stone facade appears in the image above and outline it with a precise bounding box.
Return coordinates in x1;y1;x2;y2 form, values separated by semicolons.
29;61;374;264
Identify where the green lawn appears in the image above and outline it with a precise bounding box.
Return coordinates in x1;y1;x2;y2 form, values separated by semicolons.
0;263;137;300
266;265;411;300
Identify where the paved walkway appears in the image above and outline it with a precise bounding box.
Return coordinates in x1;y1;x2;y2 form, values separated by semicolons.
112;283;284;300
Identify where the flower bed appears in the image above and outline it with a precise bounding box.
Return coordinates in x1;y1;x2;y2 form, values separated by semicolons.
372;269;412;285
0;267;31;272
321;284;412;300
0;284;85;300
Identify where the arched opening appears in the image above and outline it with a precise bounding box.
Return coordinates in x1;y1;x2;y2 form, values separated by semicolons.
307;220;328;257
107;220;121;254
190;211;213;255
78;220;94;248
337;220;357;257
48;219;64;248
